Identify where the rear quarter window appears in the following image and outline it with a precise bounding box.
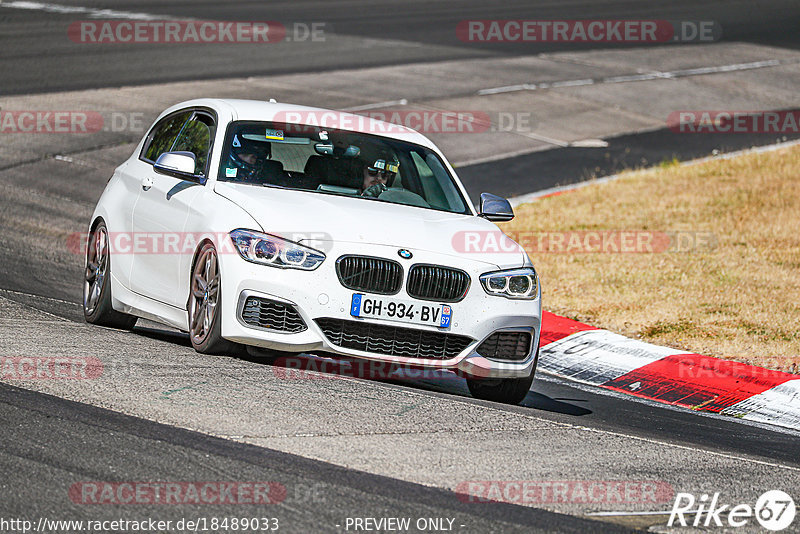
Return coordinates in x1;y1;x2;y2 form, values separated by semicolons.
140;111;192;163
172;117;212;174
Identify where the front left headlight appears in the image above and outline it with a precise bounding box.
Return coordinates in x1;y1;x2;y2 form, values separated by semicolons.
230;229;325;270
480;267;539;299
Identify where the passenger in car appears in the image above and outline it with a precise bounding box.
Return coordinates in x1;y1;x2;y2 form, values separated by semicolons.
361;156;399;197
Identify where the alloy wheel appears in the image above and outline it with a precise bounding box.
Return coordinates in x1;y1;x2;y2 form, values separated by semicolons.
189;246;220;345
83;226;108;315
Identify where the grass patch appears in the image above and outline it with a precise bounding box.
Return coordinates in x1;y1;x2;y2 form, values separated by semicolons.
503;145;800;374
639;318;696;337
658;156;680;169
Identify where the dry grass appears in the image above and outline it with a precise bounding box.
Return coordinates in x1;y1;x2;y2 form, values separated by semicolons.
502;145;800;373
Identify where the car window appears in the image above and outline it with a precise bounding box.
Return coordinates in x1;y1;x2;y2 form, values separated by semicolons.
172;115;212;175
414;151;466;213
270;140;317;172
217;121;471;215
141;111;192;163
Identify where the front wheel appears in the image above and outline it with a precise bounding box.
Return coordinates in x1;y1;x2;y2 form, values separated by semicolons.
83;221;137;330
466;345;538;405
188;242;242;355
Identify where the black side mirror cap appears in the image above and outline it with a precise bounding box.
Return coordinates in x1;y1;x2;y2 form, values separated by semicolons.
478;192;514;222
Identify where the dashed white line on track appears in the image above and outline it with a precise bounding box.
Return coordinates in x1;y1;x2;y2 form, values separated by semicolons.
477;58;792;95
0;1;181;20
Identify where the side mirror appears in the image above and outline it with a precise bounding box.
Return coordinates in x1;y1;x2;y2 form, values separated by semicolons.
478;192;514;222
153;151;203;182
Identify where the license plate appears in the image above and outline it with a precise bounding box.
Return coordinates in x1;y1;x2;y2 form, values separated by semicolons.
350;294;452;328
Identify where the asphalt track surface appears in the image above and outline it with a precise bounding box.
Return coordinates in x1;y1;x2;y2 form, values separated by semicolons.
0;383;621;533
2;1;800;533
1;0;800;95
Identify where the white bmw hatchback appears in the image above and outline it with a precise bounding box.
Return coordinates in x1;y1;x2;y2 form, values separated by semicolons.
84;99;541;404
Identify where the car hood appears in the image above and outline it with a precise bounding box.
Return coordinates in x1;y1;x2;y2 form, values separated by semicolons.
215;182;526;268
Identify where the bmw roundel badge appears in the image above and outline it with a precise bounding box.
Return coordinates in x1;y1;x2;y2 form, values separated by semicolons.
398;249;413;259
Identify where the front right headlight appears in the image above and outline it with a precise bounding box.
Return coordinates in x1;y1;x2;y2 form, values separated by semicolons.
230;229;325;270
480;267;538;299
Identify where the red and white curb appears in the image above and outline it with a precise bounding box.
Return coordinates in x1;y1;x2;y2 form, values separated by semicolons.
538;312;800;431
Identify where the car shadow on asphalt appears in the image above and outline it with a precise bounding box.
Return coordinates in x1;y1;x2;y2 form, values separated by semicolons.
125;332;594;417
132;324;191;346
520;391;592;416
240;349;594;417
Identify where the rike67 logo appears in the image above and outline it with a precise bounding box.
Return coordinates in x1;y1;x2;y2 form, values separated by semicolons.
668;490;796;531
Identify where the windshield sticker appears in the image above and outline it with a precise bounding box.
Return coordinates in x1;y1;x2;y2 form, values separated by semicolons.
265;128;284;141
225;167;238;178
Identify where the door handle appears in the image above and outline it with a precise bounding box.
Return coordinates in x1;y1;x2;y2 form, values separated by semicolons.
141;175;154;191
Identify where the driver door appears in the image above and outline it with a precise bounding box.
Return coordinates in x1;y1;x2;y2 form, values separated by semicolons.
130;110;214;307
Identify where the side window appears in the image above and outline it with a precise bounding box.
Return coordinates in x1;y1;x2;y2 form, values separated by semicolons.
172;115;212;175
411;151;445;209
141;111;192;163
410;151;466;212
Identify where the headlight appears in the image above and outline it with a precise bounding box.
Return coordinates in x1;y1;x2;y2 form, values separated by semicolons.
480;268;538;299
230;229;325;270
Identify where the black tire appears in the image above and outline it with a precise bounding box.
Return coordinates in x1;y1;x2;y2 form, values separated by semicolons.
187;242;243;355
83;221;137;330
466;344;538;405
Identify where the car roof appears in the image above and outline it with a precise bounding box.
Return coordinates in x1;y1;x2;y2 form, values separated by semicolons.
162;98;437;149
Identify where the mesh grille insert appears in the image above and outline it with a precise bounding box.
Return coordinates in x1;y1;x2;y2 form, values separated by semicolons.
315;318;472;360
240;296;307;333
477;332;532;361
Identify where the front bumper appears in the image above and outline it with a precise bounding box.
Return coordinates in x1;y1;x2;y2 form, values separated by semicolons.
218;242;541;379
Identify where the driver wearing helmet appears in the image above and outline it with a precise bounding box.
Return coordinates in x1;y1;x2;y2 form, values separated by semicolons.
361;156;399;197
228;134;271;182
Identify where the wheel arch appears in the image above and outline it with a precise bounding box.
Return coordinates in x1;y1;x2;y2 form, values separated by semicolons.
89;215;105;232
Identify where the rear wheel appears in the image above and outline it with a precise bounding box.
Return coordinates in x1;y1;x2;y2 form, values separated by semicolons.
466;345;538;405
188;243;242;355
83;221;137;330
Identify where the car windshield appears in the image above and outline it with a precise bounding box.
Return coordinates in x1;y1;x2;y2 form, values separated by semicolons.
218;121;469;214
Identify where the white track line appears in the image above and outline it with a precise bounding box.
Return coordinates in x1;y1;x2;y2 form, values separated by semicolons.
344;99;409;112
477;59;792;95
454;144;553;168
586;510;691;517
394;383;800;472
0;287;77;307
0;1;181;20
0;289;74;322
